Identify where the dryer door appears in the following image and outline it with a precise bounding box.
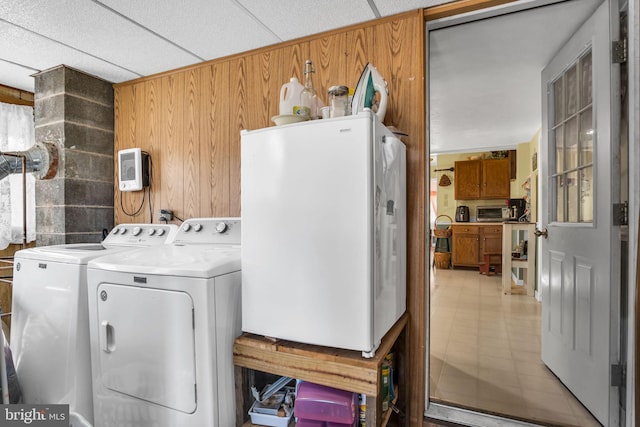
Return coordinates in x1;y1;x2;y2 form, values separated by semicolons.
96;283;196;413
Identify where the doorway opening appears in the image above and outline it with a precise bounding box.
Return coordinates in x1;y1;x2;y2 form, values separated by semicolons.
425;0;621;426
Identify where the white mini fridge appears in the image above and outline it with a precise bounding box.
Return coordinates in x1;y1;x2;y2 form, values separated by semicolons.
240;110;406;357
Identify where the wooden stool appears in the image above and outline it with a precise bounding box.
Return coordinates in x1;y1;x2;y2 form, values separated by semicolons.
479;252;502;276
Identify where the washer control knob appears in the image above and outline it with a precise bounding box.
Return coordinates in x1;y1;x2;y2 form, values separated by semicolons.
157;229;166;236
193;223;203;232
132;227;142;236
215;222;228;233
183;223;192;232
120;228;127;234
112;228;120;235
147;228;156;236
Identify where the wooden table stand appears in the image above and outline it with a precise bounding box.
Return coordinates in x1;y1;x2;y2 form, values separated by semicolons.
233;313;408;427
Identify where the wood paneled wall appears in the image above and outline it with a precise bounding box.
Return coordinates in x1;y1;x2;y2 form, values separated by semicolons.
114;10;425;426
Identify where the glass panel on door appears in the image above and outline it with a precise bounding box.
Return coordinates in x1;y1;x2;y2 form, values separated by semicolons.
551;47;593;223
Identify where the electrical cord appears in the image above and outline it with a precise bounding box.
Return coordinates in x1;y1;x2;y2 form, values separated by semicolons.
120;187;146;217
146;152;153;223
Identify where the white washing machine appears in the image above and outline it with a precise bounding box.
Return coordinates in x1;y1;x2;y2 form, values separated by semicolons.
10;223;178;427
86;218;241;427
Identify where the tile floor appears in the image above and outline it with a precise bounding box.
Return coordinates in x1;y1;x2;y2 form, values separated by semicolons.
428;267;602;427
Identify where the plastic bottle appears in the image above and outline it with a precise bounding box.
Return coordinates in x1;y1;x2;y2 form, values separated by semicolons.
295;60;317;120
279;77;304;116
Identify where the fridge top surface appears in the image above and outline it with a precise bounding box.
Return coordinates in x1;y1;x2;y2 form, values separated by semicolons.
241;110;375;135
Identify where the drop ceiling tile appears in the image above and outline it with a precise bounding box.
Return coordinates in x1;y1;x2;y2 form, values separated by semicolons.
0;21;139;87
97;0;282;60
0;60;36;92
372;0;453;16
0;0;201;78
237;0;377;40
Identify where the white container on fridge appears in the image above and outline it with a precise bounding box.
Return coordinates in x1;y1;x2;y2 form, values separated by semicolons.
240;110;406;357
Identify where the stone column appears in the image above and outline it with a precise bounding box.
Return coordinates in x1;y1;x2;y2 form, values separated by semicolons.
33;65;114;245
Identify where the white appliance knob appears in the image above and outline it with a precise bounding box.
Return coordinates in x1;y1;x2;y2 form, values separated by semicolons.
183;224;192;232
132;227;142;236
157;229;166;236
112;228;120;235
120;228;127;234
215;222;228;233
147;228;156;236
193;223;202;232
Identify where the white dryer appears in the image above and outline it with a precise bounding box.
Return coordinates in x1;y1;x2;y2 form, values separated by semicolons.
86;218;241;427
10;223;177;427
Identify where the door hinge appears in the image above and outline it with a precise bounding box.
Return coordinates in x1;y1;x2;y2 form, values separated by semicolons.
612;39;627;64
613;201;628;226
611;364;626;387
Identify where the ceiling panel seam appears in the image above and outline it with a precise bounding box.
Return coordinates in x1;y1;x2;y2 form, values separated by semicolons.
91;0;205;62
0;57;39;74
232;0;283;41
367;0;382;18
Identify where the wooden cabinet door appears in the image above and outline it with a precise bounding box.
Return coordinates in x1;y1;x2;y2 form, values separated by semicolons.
454;160;481;200
452;226;479;266
481;159;510;199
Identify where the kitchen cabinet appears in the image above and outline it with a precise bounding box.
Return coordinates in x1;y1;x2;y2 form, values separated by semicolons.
454;158;510;200
451;225;479;267
452;224;503;268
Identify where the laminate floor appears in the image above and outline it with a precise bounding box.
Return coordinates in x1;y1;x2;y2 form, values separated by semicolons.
428;268;602;427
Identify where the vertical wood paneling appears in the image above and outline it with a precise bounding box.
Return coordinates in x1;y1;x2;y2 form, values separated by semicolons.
115;82;148;223
184;69;201;219
346;27;374;88
281;43;309;88
200;62;231;217
129;83;148;223
228;56;248;216
372;12;426;426
309;32;349;102
146;78;162;223
249;51;282;127
161;73;185;219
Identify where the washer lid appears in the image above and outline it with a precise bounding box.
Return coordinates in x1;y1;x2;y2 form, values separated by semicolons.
88;244;240;278
14;244;132;265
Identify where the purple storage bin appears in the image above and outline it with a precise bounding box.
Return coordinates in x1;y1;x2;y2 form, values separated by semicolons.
296;419;325;427
294;382;357;424
297;419;356;427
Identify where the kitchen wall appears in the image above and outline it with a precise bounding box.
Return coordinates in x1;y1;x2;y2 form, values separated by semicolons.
113;10;426;425
434;129;539;223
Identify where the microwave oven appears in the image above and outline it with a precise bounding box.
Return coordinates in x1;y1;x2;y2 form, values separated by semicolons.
476;205;505;222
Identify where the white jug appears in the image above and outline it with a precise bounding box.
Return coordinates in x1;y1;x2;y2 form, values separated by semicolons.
279;77;304;116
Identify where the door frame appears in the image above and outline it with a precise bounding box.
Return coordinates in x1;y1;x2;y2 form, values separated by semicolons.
422;0;639;425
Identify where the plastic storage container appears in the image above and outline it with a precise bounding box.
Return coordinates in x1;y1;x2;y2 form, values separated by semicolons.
296;419;356;427
294;382;357;425
248;401;293;427
279;77;304;116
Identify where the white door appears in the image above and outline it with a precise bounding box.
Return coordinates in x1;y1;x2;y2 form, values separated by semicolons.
540;1;620;425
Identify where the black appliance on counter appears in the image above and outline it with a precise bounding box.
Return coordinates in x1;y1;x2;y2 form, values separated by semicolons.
455;205;470;222
508;198;527;221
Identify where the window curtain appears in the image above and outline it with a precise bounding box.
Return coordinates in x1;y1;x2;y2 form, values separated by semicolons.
0;102;36;249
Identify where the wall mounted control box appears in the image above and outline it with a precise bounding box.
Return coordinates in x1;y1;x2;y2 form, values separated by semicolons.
118;148;149;191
